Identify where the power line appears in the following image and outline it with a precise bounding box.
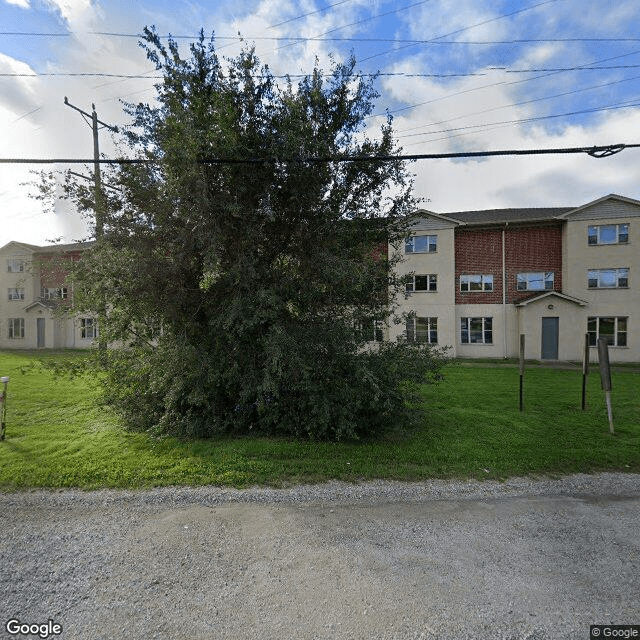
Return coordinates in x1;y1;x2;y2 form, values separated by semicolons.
5;65;640;80
1;143;638;165
3;31;638;45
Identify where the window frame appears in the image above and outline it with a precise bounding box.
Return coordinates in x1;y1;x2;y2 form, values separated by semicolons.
516;272;554;292
588;224;629;245
460;274;494;292
587;268;629;289
460;317;493;344
406;274;438;293
587;316;628;347
8;318;25;339
80;318;97;340
8;288;25;301
44;287;68;300
7;259;25;273
405;235;437;254
406;316;438;344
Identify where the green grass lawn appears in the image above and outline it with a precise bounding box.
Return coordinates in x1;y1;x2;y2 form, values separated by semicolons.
0;350;638;489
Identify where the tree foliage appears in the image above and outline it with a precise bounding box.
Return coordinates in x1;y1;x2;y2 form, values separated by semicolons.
71;28;448;440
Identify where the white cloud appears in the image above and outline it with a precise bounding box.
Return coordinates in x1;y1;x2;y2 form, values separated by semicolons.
3;0;30;7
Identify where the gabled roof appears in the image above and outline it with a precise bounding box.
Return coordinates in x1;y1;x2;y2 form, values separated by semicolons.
556;193;640;219
445;207;574;225
0;240;93;254
515;291;588;307
24;299;59;312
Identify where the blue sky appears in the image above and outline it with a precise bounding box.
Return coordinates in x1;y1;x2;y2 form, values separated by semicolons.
1;0;640;245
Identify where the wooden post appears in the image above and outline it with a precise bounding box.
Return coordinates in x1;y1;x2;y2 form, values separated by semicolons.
0;376;9;441
581;333;589;410
597;338;614;434
519;334;525;411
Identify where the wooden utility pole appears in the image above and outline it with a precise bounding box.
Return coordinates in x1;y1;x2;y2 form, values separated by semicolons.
63;98;118;355
63;97;117;238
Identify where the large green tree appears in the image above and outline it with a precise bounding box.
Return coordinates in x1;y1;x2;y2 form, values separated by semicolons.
71;28;447;440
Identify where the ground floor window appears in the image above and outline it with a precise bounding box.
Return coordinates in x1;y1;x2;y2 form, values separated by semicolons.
406;316;438;344
355;317;384;342
8;318;24;339
80;318;97;339
460;317;493;344
588;316;627;347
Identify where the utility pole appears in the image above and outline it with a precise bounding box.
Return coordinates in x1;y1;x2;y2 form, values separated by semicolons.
64;98;118;356
63;97;118;238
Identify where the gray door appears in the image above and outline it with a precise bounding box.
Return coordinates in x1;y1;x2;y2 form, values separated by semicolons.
37;318;45;348
541;317;559;359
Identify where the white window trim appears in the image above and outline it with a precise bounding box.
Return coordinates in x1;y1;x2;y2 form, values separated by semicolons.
460;274;494;292
44;287;68;300
406;316;438;344
80;318;97;340
7;259;26;273
405;235;437;254
406;274;437;293
8;318;25;339
461;317;493;344
587;268;628;289
588;316;628;347
588;223;629;245
8;288;25;301
516;272;554;292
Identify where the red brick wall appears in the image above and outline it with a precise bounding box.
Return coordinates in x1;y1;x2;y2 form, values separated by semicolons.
455;228;503;304
455;223;563;304
505;225;562;303
36;250;84;288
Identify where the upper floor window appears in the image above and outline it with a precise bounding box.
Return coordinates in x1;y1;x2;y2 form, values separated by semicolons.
8;288;25;301
516;272;554;291
460;317;493;344
588;268;628;289
7;259;25;273
355;317;384;343
8;318;24;339
405;235;437;253
588;224;629;245
406;274;437;293
460;274;493;292
44;287;68;300
588;316;627;347
406;316;438;344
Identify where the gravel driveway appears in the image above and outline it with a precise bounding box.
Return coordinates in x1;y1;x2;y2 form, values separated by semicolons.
1;472;639;640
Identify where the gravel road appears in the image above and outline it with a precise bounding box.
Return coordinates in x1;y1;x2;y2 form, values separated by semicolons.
1;472;639;640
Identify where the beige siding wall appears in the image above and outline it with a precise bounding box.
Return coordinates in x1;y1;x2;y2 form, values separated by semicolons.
389;223;457;353
563;201;640;362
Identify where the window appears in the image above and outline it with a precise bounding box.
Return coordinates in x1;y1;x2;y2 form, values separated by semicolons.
80;318;97;339
8;288;25;300
588;317;627;347
516;272;554;291
7;259;25;273
460;274;493;292
461;317;493;344
406;274;437;292
588;268;628;289
405;235;437;253
355;318;384;342
588;224;629;245
8;318;24;339
406;317;438;344
44;287;68;299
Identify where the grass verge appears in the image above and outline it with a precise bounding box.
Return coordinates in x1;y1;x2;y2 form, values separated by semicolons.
0;350;638;489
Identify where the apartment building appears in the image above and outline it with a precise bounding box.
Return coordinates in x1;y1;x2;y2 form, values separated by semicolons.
0;241;96;349
390;194;640;362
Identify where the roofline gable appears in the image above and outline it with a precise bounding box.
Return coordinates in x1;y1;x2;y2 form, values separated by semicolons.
515;291;588;307
557;193;640;219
